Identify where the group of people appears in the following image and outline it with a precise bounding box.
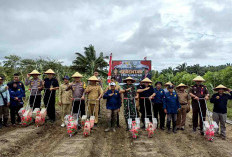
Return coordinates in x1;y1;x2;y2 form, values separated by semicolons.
103;75;231;140
0;70;231;140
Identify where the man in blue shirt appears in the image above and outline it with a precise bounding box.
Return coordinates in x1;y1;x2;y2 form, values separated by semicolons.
7;73;25;97
9;82;24;125
163;85;181;134
210;85;232;140
153;82;165;130
103;82;121;132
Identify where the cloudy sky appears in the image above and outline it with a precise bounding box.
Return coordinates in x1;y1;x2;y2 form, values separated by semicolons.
0;0;231;71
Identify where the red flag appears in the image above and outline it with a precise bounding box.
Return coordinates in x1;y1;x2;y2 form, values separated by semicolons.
107;53;112;83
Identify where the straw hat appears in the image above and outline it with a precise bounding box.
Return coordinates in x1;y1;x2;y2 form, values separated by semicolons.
29;70;41;75
123;77;136;83
213;84;229;91
193;76;205;82
176;83;188;89
0;77;3;80
141;77;152;83
88;76;100;82
44;69;55;74
72;72;83;78
164;81;173;86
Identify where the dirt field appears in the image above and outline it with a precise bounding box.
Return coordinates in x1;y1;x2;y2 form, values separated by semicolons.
1;102;232;157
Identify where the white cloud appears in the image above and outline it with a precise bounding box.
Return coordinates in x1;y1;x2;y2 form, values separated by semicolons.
0;0;231;71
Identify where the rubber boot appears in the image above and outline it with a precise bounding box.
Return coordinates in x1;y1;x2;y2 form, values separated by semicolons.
173;121;177;133
0;118;2;129
167;120;171;134
3;118;8;127
105;120;111;132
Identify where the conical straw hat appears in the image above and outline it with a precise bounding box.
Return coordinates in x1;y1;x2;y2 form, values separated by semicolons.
193;76;205;82
165;81;173;86
123;77;136;83
88;76;100;81
72;72;83;78
141;77;152;83
213;84;229;91
176;83;188;89
44;69;55;74
29;70;41;75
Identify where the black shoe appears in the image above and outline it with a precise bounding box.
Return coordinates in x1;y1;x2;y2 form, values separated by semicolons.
0;118;2;129
160;127;165;130
193;127;197;132
180;128;185;131
3;118;8;127
200;130;204;136
167;129;171;134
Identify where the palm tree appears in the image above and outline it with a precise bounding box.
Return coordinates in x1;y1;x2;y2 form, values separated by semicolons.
175;63;187;72
72;45;109;76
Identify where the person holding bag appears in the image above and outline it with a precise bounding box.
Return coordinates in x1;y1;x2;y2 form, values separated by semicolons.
0;76;10;128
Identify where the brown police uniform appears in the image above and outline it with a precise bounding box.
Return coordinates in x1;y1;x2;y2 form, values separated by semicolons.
86;85;103;123
176;90;191;129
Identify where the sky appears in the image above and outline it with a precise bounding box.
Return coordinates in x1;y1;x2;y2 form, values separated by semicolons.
0;0;232;71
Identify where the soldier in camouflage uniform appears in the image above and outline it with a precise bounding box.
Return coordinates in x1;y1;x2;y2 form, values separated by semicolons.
120;77;137;130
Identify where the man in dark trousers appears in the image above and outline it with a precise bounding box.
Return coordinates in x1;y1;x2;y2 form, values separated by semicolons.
189;76;209;135
210;84;232;140
43;69;59;123
7;73;25;97
153;82;166;130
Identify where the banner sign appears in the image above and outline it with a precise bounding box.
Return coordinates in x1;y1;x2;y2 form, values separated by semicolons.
112;60;152;83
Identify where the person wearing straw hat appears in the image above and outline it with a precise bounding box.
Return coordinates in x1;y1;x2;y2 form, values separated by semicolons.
85;76;103;126
163;85;181;134
120;76;137;130
176;83;191;130
189;76;209;134
137;78;155;128
210;85;232;140
103;82;121;132
25;70;43;109
0;76;10;128
66;72;86;124
164;81;175;94
59;76;73;127
43;69;59;123
153;81;166;130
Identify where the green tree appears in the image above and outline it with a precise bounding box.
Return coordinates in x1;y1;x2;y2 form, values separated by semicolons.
72;45;109;77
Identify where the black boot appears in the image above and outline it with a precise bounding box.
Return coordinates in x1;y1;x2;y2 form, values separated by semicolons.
3;118;8;127
0;118;2;129
173;121;177;133
167;120;171;134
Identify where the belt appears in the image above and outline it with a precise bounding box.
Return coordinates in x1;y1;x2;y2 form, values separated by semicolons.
180;103;188;105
